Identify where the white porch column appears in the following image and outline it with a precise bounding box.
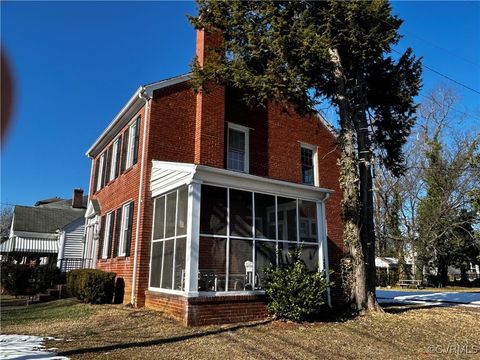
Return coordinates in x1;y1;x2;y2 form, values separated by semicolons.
317;200;331;306
184;181;201;296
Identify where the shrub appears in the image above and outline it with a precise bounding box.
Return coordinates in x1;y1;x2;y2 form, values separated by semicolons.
0;263;34;295
67;269;116;304
33;264;61;293
263;246;332;322
376;268;399;287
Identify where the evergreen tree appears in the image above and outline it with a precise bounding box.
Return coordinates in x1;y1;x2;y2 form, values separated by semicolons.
189;0;421;312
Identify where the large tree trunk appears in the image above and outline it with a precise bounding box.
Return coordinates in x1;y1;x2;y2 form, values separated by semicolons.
330;48;381;313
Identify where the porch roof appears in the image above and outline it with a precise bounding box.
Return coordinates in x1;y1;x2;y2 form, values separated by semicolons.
150;161;334;201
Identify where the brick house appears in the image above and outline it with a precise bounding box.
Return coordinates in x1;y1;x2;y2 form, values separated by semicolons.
84;29;343;326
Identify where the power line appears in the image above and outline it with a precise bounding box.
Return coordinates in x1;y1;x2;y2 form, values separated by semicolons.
391;50;480;96
418;93;480;123
404;32;480;68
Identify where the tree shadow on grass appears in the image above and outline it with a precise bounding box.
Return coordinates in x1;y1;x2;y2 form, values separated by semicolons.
57;319;271;357
381;302;452;315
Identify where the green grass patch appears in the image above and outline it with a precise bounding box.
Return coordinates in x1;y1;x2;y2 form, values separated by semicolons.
1;298;97;326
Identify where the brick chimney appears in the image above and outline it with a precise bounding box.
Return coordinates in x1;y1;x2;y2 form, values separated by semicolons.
194;28;225;168
72;188;84;208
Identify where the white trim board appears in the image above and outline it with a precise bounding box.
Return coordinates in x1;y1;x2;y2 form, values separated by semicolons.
150;160;334;201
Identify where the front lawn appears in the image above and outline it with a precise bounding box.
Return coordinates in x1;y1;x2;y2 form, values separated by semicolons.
1;298;479;359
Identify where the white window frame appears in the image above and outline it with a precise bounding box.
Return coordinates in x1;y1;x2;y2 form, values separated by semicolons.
227;123;249;173
118;202;131;257
125;121;137;170
96;153;105;191
300;143;319;186
109;138;120;181
102;212;113;259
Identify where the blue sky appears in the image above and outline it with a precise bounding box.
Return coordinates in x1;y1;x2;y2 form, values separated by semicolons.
1;1;479;207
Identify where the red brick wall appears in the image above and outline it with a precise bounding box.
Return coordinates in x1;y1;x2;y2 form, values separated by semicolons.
145;291;267;326
90;106;147;303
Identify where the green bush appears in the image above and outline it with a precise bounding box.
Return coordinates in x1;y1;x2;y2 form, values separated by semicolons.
33;264;61;293
263;246;332;322
376;268;399;287
0;263;35;295
67;269;116;304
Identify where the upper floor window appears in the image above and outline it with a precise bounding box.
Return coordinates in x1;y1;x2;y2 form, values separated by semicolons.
227;123;249;173
110;137;121;182
301;144;318;186
95;153;105;191
123;117;140;171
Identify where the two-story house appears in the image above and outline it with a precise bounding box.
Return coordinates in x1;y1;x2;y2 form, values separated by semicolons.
84;29;343;326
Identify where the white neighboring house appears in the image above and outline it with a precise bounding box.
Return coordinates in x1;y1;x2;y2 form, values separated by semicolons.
0;189;87;272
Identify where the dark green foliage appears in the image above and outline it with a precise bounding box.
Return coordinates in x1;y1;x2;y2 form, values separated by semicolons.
376;268;399;287
33;264;61;293
67;269;116;304
263;247;332;322
0;263;61;295
190;0;421;175
0;263;34;295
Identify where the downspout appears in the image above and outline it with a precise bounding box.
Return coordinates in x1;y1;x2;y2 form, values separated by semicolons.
131;88;151;305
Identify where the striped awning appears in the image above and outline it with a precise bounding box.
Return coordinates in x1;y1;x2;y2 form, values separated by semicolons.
0;231;59;254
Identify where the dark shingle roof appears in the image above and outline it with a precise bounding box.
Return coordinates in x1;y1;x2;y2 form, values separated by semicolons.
12;205;86;233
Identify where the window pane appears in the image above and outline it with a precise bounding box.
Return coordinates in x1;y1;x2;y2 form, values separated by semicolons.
200;185;227;236
228;128;245;171
176;187;188;236
150;242;163;288
301;244;319;272
153;197;165;240
165;192;177;238
277;197;297;241
229;239;253;291
174;237;186;291
198;237;226;291
299;200;317;242
301;147;314;185
254;193;276;239
230;189;253;237
161;239;174;289
255;241;276;289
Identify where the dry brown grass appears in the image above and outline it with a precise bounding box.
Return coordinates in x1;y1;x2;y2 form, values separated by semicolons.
2;299;479;359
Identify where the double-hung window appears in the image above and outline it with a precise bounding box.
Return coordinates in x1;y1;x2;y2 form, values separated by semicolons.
125;118;140;170
101;212;114;259
110;138;120;181
227;123;249;173
117;202;134;257
301;144;318;186
95;153;105;191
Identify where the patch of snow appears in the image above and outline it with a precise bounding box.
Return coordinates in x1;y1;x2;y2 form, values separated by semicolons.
0;334;69;359
376;290;480;307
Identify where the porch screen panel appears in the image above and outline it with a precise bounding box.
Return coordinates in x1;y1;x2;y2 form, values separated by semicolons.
229;239;253;291
230;189;253;237
200;185;227;236
153;197;165;240
198;237;226;292
161;239;174;289
255;241;277;289
277;197;297;241
149;186;188;291
254;193;276;239
174;237;186;291
149;242;163;288
299;200;317;243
